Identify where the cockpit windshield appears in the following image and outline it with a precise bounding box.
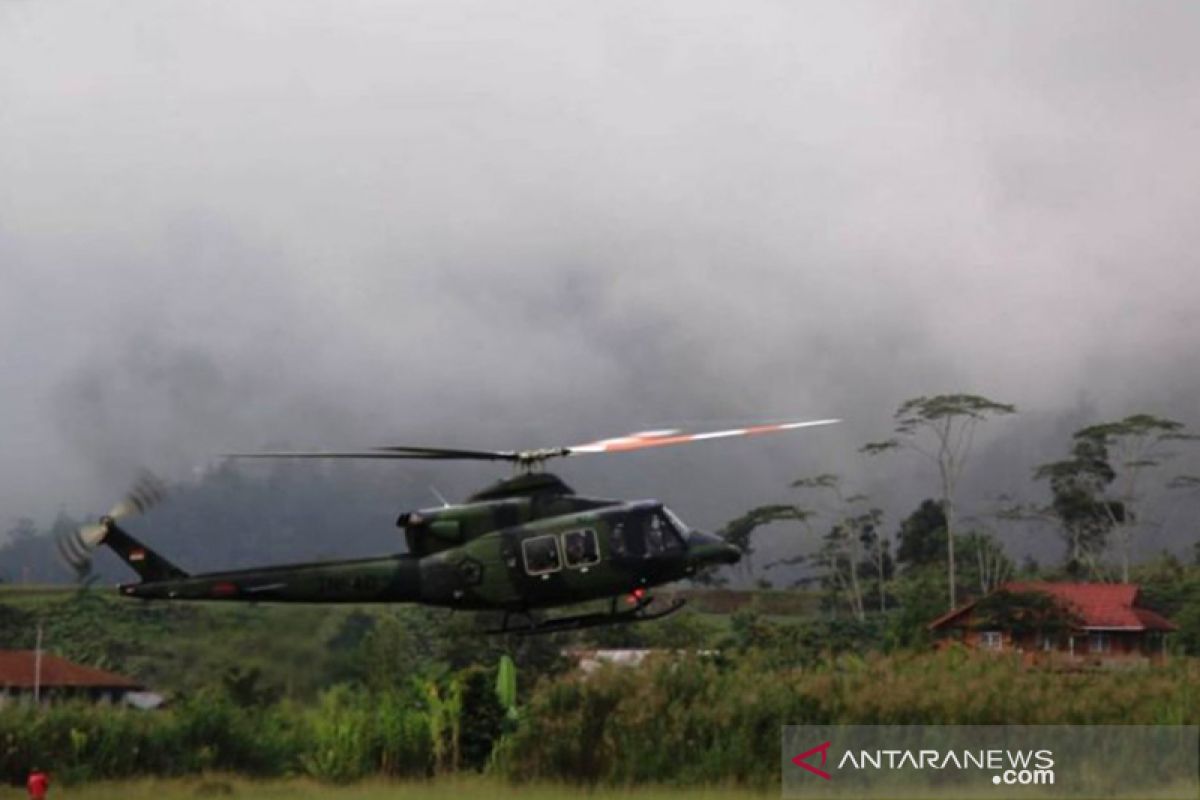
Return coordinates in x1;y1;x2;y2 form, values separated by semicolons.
661;508;689;537
613;507;686;559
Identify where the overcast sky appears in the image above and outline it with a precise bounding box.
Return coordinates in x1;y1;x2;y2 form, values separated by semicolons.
2;1;1199;557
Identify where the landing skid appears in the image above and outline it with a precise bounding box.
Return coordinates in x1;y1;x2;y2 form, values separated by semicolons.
486;596;687;636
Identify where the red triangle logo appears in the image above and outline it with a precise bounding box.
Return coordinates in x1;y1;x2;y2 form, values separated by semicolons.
792;740;832;780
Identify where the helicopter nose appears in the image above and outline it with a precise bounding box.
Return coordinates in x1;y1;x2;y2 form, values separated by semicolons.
718;541;742;565
687;530;742;566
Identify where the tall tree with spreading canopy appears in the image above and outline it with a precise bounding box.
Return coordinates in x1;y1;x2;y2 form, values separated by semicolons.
712;504;815;585
1038;415;1196;582
863;394;1016;609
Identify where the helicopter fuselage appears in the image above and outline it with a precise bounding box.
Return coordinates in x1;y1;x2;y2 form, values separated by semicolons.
114;475;739;613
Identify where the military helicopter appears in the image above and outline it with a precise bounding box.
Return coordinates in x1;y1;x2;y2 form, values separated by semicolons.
59;418;838;634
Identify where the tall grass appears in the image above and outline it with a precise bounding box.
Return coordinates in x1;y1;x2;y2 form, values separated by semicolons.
496;649;1200;787
3;651;1196;788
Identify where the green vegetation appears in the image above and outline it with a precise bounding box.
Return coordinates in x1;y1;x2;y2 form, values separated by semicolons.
4;646;1199;789
3;776;773;800
502;650;1200;787
0;589;370;699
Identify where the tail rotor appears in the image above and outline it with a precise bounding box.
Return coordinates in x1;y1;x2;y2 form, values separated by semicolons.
58;471;168;581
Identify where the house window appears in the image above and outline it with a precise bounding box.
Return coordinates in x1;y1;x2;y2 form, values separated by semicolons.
522;535;562;576
1088;632;1111;654
562;529;600;569
979;631;1003;650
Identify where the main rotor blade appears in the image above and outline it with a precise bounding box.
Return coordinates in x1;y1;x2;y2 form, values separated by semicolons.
226;446;521;462
226;418;840;467
566;418;841;455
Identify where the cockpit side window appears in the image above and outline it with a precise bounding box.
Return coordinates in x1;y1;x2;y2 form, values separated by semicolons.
522;534;562;575
563;529;600;568
651;512;685;553
612;511;684;559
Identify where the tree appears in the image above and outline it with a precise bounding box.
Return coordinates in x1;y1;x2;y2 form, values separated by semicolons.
714;504;814;584
1033;434;1123;578
971;589;1080;640
1039;415;1196;582
788;474;890;619
886;567;947;649
894;499;1011;596
894;499;946;568
956;528;1013;595
810;511;890;619
1168;475;1200;566
5;518;37;542
723;474;890;616
863;394;1016;609
717;504;815;557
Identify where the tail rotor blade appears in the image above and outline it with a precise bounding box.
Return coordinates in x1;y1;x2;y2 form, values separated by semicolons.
60;470;168;583
107;471;168;520
57;527;97;579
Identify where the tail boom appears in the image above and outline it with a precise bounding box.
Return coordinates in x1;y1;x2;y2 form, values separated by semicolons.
118;555;424;604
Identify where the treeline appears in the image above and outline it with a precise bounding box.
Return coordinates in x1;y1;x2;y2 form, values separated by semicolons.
721;396;1200;618
4;650;1199;788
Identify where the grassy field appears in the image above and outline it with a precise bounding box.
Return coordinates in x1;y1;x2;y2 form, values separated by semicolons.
0;777;769;800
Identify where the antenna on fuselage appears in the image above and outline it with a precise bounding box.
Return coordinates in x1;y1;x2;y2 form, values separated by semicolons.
429;486;451;508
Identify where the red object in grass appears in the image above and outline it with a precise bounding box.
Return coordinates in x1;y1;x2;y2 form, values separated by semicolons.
27;770;49;800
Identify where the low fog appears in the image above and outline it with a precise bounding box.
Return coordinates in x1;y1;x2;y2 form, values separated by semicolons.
2;1;1199;569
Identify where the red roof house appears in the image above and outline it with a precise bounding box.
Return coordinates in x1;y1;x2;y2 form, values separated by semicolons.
0;650;144;703
929;582;1176;665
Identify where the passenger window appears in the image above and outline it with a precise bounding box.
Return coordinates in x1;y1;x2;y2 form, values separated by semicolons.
563;529;600;568
522;535;561;575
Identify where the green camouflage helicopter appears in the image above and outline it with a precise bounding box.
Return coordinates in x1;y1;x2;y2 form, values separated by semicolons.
60;418;838;634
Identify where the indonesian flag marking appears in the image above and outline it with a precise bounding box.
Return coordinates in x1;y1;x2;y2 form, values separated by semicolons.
129;548;146;562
